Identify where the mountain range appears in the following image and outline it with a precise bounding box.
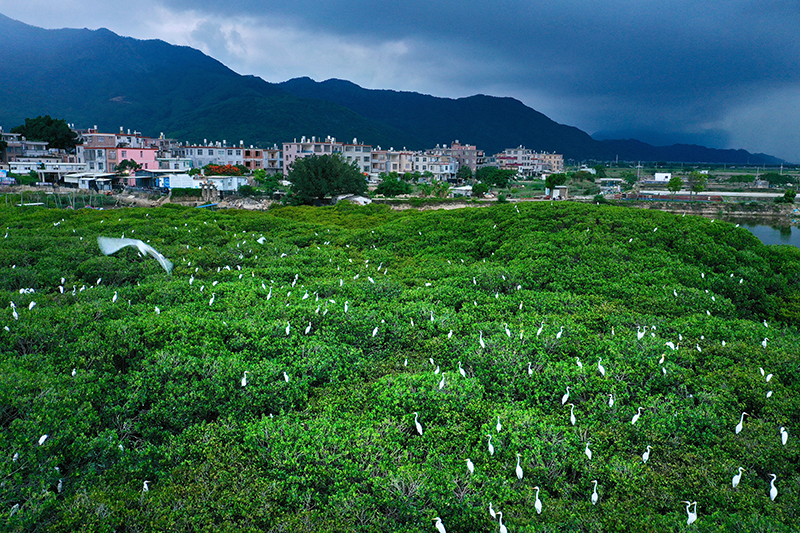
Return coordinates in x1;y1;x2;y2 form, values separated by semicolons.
0;14;784;165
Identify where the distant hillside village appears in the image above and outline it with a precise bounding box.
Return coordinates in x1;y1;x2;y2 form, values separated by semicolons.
0;124;563;193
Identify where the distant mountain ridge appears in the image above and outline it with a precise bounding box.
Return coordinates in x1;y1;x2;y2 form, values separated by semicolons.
0;14;784;164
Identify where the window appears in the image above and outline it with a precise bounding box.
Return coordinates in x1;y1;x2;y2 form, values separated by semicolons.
363;156;369;162
121;151;127;158
228;150;233;155
198;149;203;155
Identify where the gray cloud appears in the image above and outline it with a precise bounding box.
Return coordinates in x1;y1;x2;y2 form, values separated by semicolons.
1;0;799;160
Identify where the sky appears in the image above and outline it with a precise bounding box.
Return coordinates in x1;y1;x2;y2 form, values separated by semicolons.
2;0;799;162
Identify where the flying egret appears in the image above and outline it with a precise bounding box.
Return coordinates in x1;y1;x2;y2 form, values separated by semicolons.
642;445;651;463
466;458;474;475
561;386;571;405
487;434;494;456
241;371;248;387
414;412;423;436
631;407;643;425
682;501;697;525
735;412;748;434
515;453;524;480
591;480;599;505
780;426;788;445
585;441;592;460
433;516;446;533
97;237;173;274
497;510;508;533
769;474;778;501
458;361;466;377
597;358;606;376
533;486;542;514
608;394;614;407
569;403;576;426
732;467;744;488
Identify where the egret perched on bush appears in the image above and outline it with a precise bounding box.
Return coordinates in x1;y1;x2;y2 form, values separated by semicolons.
561;386;571;405
458;361;466;377
497;511;508;533
97;237;173;274
142;480;149;492
465;458;474;475
735;412;748;434
38;434;48;445
591;480;599;505
479;331;485;349
515;453;523;480
487;434;494;456
496;416;502;433
608;394;614;408
769;474;778;501
568;404;576;426
585;441;592;460
241;371;248;387
732;467;744;488
413;412;423;436
631;407;643;425
433;516;446;533
682;501;697;525
533;486;542;514
642;445;651;463
597;357;606;376
780;426;788;445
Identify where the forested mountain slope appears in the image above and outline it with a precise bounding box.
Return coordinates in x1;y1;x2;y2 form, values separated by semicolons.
0;202;798;531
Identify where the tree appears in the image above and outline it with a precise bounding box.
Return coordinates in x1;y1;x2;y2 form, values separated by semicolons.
253;168;279;192
593;165;607;178
621;171;638;189
116;159;142;175
456;165;472;182
545;173;568;192
0;139;7;163
285;154;367;205
375;175;412;197
472;182;489;198
476;167;516;189
762;172;794;187
188;168;201;176
11;115;78;152
686;171;708;201
667;175;683;200
782;188;796;203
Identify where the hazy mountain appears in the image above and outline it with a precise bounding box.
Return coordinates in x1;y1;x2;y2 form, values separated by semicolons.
0;14;784;164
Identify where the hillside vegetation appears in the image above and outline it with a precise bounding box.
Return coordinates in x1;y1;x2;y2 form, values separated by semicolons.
0;202;798;532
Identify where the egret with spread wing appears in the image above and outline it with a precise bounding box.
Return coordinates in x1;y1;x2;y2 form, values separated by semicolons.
98;237;173;274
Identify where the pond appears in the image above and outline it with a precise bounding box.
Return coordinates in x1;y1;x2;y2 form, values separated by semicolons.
724;219;800;248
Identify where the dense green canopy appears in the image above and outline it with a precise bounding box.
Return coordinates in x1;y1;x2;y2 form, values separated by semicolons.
0;202;797;532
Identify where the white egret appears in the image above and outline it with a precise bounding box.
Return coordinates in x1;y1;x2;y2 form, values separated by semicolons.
112;291;118;303
682;501;697;525
637;326;646;340
762;338;768;349
665;341;675;350
487;434;494;456
497;510;508;533
142;480;149;492
536;321;545;337
38;434;48;445
285;322;291;336
769;474;777;501
413;412;423;436
372;326;379;337
344;301;348;313
732;467;744;488
283;371;290;383
433;517;446;533
466;458;474;475
591;480;599;505
438;373;445;390
533;486;542;514
209;293;215;306
241;371;248;387
597;358;606;376
448;330;453;339
765;373;773;382
576;357;583;370
97;237;173;274
71;368;77;377
515;453;524;480
434;366;440;375
642;445;651;463
12;452;18;462
556;326;563;339
504;323;511;337
527;362;533;376
631;407;643;425
569;403;576;426
458;361;466;377
735;412;748;434
305;322;312;335
561;386;571;405
496;416;502;433
154;306;160;315
608;394;614;407
780;426;788;445
489;502;496;518
479;331;485;349
585;441;592;460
